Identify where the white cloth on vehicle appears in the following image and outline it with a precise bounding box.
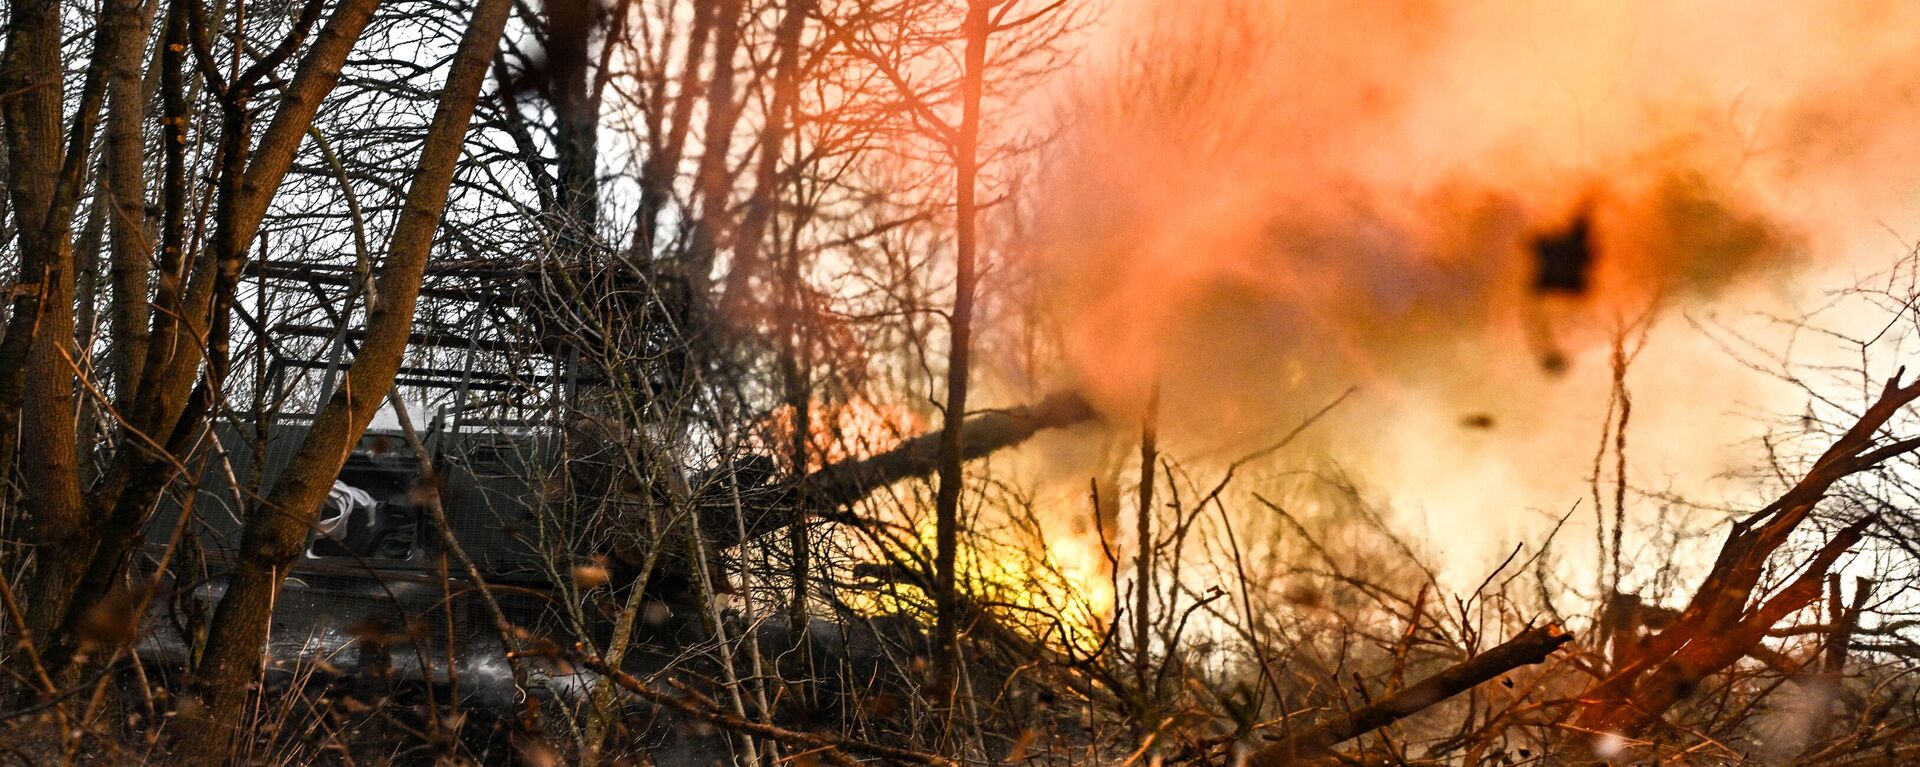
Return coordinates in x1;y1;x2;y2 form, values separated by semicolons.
315;480;377;539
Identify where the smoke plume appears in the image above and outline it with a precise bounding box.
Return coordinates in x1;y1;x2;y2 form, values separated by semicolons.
1015;0;1920;563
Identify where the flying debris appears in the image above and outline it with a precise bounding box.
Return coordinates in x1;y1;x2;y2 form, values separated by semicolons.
1526;206;1598;374
1531;208;1595;296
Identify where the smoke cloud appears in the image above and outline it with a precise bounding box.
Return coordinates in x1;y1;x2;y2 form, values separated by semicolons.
1012;0;1920;565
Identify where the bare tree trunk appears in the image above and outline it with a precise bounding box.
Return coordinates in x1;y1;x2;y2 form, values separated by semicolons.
0;1;68;489
1132;383;1159;737
6;0;135;654
170;0;513;757
740;0;821;643
684;0;743;285
631;0;713;258
42;0;384;663
37;9;193;659
932;0;991;698
720;0;815;305
106;0;156;404
779;259;812;624
74;198;104;423
530;0;601;258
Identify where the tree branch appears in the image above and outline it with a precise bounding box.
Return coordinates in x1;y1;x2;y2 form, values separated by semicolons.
1247;625;1572;767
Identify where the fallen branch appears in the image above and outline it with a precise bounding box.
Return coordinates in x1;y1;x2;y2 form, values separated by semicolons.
1586;514;1878;737
1575;371;1920;737
1247;625;1572;767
